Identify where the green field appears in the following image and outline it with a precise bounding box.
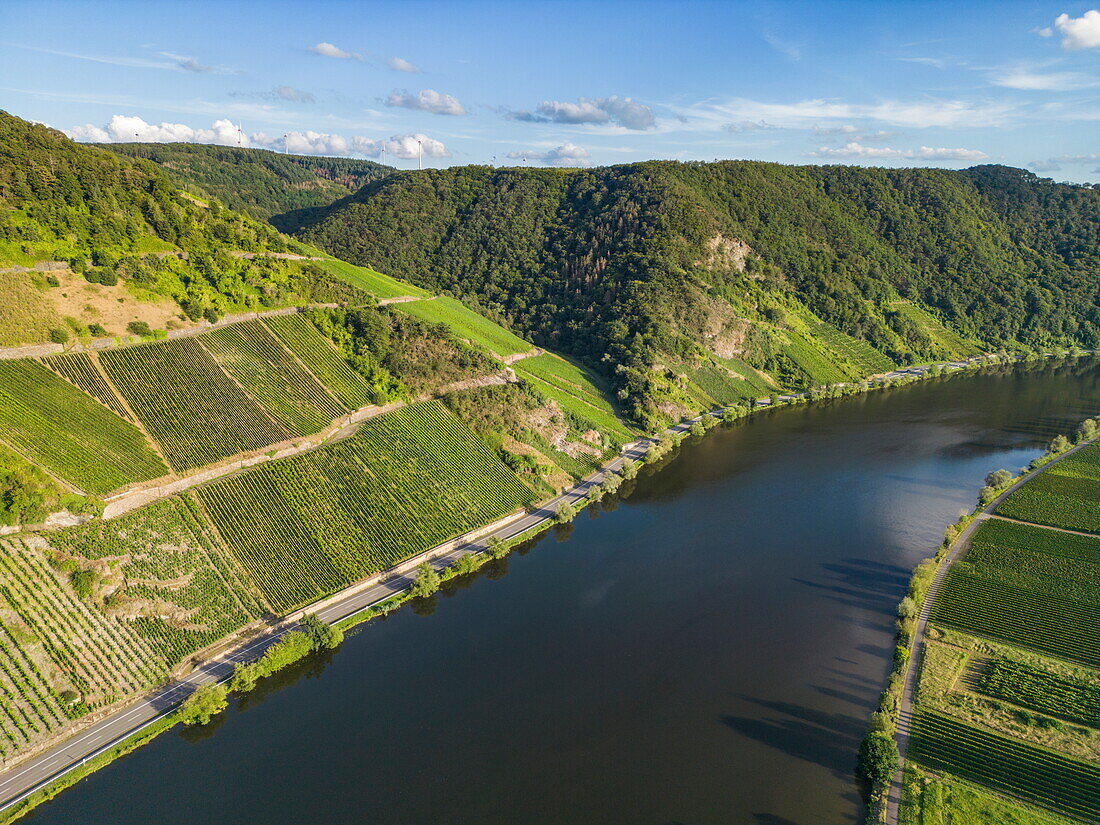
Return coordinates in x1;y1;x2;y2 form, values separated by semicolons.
891;301;985;357
393;297;532;357
512;354;634;442
42;352;133;422
0;359;166;494
317;258;429;301
907;710;1100;822
45;498;260;668
100;338;290;471
978;659;1100;729
803;316;896;374
0;536;165;754
996;445;1100;533
779;327;856;385
195;401;537;612
200;320;346;434
261;314;380;409
900;767;1081;825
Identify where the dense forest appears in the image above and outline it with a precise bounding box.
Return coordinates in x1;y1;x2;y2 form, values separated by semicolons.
104;142;392;229
290;162;1100;424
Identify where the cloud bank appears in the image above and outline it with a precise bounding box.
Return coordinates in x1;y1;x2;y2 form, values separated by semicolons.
385;89;466;115
808;141;988;161
510;96;656;130
308;42;363;60
507;142;591;167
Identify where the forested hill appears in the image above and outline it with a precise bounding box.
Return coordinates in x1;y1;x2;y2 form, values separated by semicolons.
104;142;392;229
296;161;1100;426
0;112;363;346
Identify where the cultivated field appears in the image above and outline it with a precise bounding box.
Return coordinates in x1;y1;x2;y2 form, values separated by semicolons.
394;297;532;357
513;354;634;442
996;444;1100;533
195;401;537;612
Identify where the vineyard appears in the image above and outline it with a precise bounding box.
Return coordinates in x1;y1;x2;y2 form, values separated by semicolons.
261;313;380;410
907;710;1100;822
0;536;165;755
42;352;134;422
44;498;260;667
200;320;345;435
394;297;532;357
315;257;429;301
802;316;896;375
978;659;1100;729
890;300;985;357
996;445;1100;533
0;359;166;494
100;337;291;471
513;354;634;443
778;327;856;386
195;401;537;612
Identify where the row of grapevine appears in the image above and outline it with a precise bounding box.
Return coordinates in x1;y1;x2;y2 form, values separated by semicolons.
978;659;1100;728
42;351;133;422
200;320;345;435
45;498;259;667
908;710;1100;821
0;622;67;757
100;337;290;471
261;314;379;410
931;567;1100;667
0;359;166;494
802;316;896;374
196;401;537;612
0;538;164;709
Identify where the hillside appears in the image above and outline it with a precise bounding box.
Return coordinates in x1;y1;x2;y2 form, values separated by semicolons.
295;162;1100;426
103;143;392;230
0;112;373;347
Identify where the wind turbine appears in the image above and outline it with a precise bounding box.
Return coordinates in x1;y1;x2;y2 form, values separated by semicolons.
417;139;422;170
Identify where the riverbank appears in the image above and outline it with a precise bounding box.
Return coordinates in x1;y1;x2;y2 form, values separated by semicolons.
1;348;1092;823
863;419;1100;825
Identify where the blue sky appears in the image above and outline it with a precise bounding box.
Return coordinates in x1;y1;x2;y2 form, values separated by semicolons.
2;0;1099;178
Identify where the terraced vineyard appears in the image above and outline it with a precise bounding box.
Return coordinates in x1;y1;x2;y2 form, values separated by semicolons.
996;445;1100;533
803;316;896;374
316;258;430;301
394;297;532;357
42;352;133;422
0;359;166;494
261;313;379;410
891;300;985;358
0;536;165;755
200;320;345;434
100;338;290;471
779;328;857;386
513;354;634;442
45;498;260;667
908;710;1100;822
195;401;537;612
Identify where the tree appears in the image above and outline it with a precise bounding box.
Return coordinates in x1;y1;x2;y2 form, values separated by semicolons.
857;731;899;784
897;597;917;620
1048;434;1071;454
300;613;343;650
179;683;228;726
1076;418;1099;443
410;562;441;598
689;420;705;438
486;535;507;559
228;662;260;693
555;501;577;523
984;469;1013;488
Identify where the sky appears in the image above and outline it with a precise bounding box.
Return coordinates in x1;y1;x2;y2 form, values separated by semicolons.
2;0;1099;179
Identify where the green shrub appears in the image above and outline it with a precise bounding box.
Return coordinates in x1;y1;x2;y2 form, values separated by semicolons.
410;562;441;598
179;683;228;726
126;321;152;337
48;328;69;344
858;731;899;784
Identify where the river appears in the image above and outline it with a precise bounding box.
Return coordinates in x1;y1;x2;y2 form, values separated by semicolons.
21;357;1100;825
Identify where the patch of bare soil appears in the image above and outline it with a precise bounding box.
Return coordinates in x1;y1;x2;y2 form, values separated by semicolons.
48;268;183;337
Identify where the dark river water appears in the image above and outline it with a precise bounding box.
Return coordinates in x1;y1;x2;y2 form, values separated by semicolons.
22;357;1100;825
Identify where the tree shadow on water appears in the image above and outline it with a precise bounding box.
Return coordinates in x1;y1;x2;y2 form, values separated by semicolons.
719;695;863;780
792;557;909;616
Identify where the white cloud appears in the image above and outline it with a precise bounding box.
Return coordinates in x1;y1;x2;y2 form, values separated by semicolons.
509;96;656;130
387;57;422;73
385;89;466;115
66;115;243;145
308;42;363;61
1053;10;1100;50
991;67;1099;90
682;97;1015;130
808;141;988;161
812;123;859;136
763;30;801;61
273;85;314;103
253;130;450;159
1029;159;1062;172
1028;152;1100;172
724;120;781;132
896;56;947;69
507;142;591;167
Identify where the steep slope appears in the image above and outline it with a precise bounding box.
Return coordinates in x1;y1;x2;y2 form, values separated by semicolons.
297;162;1100;425
0;112;360;346
103;142;393;230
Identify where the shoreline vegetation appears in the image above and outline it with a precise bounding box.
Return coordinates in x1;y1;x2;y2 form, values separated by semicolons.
859;414;1100;825
0;350;1095;823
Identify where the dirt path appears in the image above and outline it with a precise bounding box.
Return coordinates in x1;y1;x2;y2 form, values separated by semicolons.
883;435;1099;825
985;512;1100;539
